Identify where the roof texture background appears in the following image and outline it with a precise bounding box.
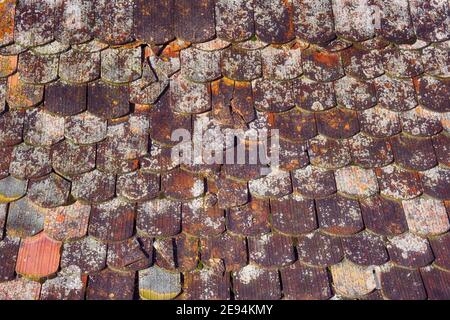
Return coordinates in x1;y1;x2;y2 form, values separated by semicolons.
0;0;449;300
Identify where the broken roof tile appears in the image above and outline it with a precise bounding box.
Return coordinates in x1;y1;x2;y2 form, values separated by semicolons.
0;278;41;300
107;237;150;272
44;201;90;241
44;81;87;116
89;198;135;242
402;197;449;236
330;260;376;298
201;232;247;272
342;231;388;266
41;265;86;300
173;0;215;43
360;196;408;236
16;232;62;279
0;175;27;203
387;232;434;268
381;265;426;300
139;266;181;300
215;0;254;42
0;236;20;282
228;199;270;236
248;233;294;268
87;269;135;300
302;48;344;82
233;264;281;300
72;169;116;203
270;193;317;235
60;236;107;274
14;0;55;48
59;49;100;84
28;173;71;208
281;262;331;300
316;194;364;235
335;166;379;198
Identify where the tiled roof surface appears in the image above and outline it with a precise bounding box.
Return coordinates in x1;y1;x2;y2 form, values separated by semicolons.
0;0;449;300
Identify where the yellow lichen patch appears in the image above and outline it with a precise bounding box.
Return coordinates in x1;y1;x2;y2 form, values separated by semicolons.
139;289;180;300
0;0;15;46
0;54;17;77
0;194;23;204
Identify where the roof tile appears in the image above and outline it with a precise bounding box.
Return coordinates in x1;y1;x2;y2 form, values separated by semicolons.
183;267;230;300
0;236;20;282
134;0;174;44
228;198;270;236
417;76;450;113
421;266;450;300
381;265;426;300
233;264;281;300
44;201;90;241
376;165;423;200
93;0;134;45
137;198;181;237
410;0;450;42
40;265;86;300
297;231;343;267
0;175;27;203
422;166;450;200
387;232;434;268
341;48;384;80
59;50;100;84
101;47;142;84
292;165;336;198
18;50;58;84
170;72;211;114
221;47;262;81
44;81;87;116
201;232;247;272
302;48;344;82
139;266;181;300
6;73;44;108
308;135;351;169
215;0;254;42
335;166;379;198
0;0;15;47
254;0;295;44
28;173;71;208
60;236;107;274
182;196;225;237
342;231;388;266
330;260;376;298
374;75;417;112
294;0;335;44
316;107;359;139
72;169;116;203
107;237;150;272
0;278;41;300
54;0;94;45
402;197;449;236
51;140;96;176
331;0;375;42
181;47;221;83
390;134;437;171
430;233;450;270
87;269;135;300
335;76;377;111
249;233;295;268
359;105;401;138
349;133;393;168
87;81;130;120
173;0;215;43
7;196;46;237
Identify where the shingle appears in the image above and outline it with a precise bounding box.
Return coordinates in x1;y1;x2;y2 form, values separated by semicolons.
134;0;174;44
0;54;17;78
215;0;254;42
16;232;62;279
331;0;375;42
281;262;331;300
44;81;87;116
28;173;71;208
248;233;295;268
139;266;181;300
7;197;45;237
277;139;309;171
360;196;407;236
227;199;270;236
24;109;64;147
417;76;450;113
0;236;20;282
270;193;317;235
335;166;379;198
349;133;393;168
183;267;230;300
14;0;55;47
269;108;317;141
201;232;247;272
381;265;426;300
65;112;107;145
422;45;450;77
316;194;364;235
330;260;377;298
41;266;86;300
376;165;423;200
359;106;401;138
72;169;116;203
386;232;434;268
294;0;335;44
316;107;359;139
44;201;90;242
421;266;450;300
410;0;450;42
173;0;215;43
87;81;130;120
390;134;437;171
433;133;450;167
182;196;225;237
9;143;51;179
51;140;96;176
61;236;107;274
59;50;100;84
375;0;415;44
293;78;336;111
402;197;449;236
254;0;295;44
162;168;204;200
215;176;249;209
18;50;58;84
292;165;336;198
87;269;135;300
297;231;343;267
170;72;211;114
401;106;442;137
430;233;450;270
0;278;41;300
341;47;384;80
233;264;281;300
220;47;262;81
6;73;44;108
374;75;417;112
302;48;344;82
383;48;424;78
107;238;150;272
101;46;142;84
88;198;135;242
422;166;450;200
93;0;134;45
0;175;27;203
31;40;70;55
308;135;351;169
53;0;94;45
342;231;388;266
180;47;222;83
0;0;15;47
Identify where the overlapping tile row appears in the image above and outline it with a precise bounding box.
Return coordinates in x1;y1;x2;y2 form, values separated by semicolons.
0;0;449;300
